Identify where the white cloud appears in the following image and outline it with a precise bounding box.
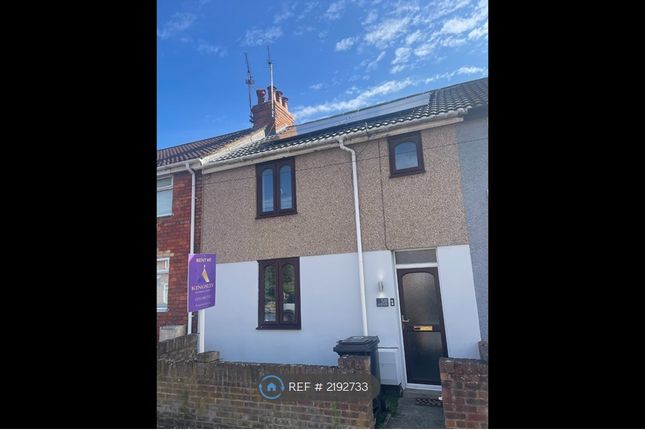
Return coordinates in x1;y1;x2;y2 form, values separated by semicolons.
293;77;415;120
157;13;196;39
439;0;487;34
242;26;283;46
309;83;324;90
390;64;409;74
424;65;487;84
274;3;296;24
392;47;411;65
335;37;356;51
414;42;435;57
363;10;378;25
197;41;226;57
441;37;467;47
457;66;485;74
318;30;328;40
345;85;359;95
468;21;488;40
324;0;346;20
405;30;422;45
364;17;411;48
296;1;318;20
365;51;386;71
293;25;315;36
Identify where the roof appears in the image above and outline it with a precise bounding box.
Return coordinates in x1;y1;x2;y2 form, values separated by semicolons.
156;127;256;167
210;77;488;164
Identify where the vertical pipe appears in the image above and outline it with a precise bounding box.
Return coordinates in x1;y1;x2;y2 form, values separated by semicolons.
338;139;368;336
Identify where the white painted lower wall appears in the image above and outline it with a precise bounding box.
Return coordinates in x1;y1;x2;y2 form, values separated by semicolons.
203;247;481;383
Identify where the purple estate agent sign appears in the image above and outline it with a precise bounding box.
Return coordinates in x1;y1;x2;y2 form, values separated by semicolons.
188;253;216;312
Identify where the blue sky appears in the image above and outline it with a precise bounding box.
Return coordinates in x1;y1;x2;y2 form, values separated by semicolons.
157;0;488;149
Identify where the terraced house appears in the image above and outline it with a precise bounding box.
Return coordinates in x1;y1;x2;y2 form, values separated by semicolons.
191;77;488;390
156;127;266;340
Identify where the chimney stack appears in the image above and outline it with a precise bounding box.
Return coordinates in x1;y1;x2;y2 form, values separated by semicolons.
251;85;294;134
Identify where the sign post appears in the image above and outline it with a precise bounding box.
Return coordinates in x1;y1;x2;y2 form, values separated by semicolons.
188;253;216;353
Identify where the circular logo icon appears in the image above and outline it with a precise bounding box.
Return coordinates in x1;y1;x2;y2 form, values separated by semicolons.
258;374;285;400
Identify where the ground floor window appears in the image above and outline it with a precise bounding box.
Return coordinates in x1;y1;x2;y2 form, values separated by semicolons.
258;257;301;329
157;258;169;311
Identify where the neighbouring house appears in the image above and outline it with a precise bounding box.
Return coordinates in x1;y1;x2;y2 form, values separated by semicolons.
156;127;266;341
188;77;488;390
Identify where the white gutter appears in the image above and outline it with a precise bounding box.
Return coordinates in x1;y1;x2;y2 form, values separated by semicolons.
184;162;196;338
337;138;369;337
202;109;466;175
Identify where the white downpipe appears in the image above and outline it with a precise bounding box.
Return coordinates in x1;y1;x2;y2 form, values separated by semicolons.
338;139;369;336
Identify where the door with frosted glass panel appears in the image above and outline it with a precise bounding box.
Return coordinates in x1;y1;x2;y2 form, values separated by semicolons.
397;267;448;385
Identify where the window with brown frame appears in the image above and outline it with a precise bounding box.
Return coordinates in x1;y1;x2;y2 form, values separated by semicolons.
256;157;297;218
387;131;425;177
258;257;301;329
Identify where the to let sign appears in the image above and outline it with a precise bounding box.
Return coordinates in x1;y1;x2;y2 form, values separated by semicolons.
188;253;216;312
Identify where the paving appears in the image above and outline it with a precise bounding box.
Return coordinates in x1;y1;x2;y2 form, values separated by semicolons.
384;388;445;429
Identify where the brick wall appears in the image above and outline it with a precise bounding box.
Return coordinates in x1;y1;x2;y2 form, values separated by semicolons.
157;336;374;429
158;334;198;361
439;357;488;429
157;170;202;340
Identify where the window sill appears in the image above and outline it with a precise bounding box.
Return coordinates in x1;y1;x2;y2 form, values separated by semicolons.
157;308;169;313
256;210;298;219
389;168;425;178
256;325;301;330
157;213;173;218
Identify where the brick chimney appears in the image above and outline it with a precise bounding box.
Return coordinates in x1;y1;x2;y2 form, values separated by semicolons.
251;85;295;133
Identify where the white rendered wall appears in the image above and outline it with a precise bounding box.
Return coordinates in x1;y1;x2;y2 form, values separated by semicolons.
436;245;482;358
203;247;480;371
203;253;364;365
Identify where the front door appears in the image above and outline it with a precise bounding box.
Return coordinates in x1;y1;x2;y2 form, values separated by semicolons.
397;267;448;385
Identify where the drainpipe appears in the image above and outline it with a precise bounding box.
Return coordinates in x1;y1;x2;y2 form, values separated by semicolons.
184;163;202;351
338;138;369;336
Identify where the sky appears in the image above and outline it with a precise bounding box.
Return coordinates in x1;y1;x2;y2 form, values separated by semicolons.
157;0;488;149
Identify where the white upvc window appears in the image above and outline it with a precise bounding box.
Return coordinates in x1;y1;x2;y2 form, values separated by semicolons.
157;258;169;311
157;176;173;217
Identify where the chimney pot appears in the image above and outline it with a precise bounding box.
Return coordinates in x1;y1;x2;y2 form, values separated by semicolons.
256;89;266;104
275;90;283;104
281;96;289;109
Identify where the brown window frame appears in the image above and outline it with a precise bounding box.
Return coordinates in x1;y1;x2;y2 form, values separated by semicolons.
255;157;297;218
258;257;301;330
387;131;425;177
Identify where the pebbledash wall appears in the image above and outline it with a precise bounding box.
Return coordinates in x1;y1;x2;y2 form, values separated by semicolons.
157;170;202;339
200;117;485;386
456;114;488;340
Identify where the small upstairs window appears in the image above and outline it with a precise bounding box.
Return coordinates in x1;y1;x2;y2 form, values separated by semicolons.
157;176;173;217
256;157;297;218
388;132;425;177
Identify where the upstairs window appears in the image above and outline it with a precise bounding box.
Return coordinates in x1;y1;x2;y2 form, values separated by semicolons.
258;257;301;329
256;158;297;218
157;176;173;217
388;132;425;177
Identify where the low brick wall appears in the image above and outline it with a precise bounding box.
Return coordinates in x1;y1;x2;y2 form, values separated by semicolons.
439;357;488;429
157;333;198;361
157;336;374;428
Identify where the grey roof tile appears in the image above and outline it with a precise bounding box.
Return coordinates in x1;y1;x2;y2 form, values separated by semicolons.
211;77;487;164
157;127;256;167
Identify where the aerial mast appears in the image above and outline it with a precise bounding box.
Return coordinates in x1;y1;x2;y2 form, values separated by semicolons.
267;46;275;120
244;52;255;124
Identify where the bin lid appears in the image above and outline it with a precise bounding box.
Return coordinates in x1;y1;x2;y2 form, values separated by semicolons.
333;335;380;354
337;336;380;345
